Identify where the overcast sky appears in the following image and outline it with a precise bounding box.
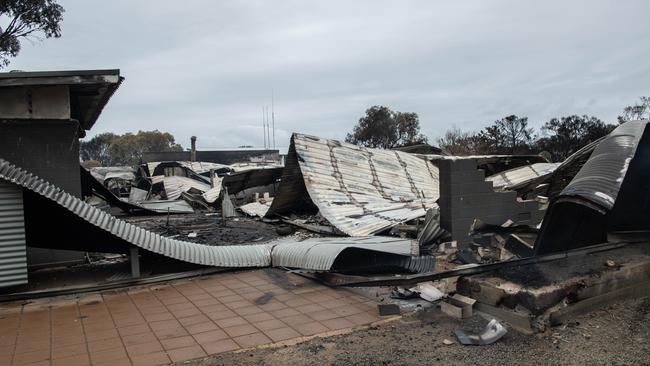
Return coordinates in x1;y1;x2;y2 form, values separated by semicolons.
8;0;650;151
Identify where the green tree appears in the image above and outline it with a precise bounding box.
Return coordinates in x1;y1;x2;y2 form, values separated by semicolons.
80;132;117;166
618;96;650;124
535;115;615;161
80;130;183;166
0;0;64;68
108;130;183;166
345;105;428;148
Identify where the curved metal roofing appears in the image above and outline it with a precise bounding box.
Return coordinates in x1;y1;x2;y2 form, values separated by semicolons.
0;159;272;267
270;236;416;271
560;120;648;210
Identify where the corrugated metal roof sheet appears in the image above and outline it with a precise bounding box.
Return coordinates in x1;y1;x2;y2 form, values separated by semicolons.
267;133;439;236
0;180;28;288
487;163;560;190
561;120;648;210
0;159;272;268
89;166;135;183
160;176;212;200
270;236;417;271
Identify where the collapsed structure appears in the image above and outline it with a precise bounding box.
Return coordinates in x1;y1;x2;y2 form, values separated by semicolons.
267;133;440;236
1;68;648;340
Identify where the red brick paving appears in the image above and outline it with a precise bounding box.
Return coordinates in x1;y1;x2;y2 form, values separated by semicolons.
0;269;394;365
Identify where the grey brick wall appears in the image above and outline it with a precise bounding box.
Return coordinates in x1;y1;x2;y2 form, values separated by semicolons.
438;159;544;245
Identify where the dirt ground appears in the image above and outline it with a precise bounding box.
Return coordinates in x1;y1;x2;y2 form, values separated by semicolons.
184;296;650;366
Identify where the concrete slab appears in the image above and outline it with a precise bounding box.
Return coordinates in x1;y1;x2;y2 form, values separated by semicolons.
0;268;395;365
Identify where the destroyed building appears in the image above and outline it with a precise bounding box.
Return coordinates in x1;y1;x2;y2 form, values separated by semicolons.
1;69;649;366
0;69;123;285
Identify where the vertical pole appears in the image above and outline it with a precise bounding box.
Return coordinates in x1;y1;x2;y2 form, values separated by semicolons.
266;107;270;151
272;89;276;150
262;107;266;149
190;136;197;162
130;247;140;278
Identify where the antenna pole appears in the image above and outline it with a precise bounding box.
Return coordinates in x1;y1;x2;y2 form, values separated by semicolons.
272;89;276;150
265;106;270;150
262;107;267;149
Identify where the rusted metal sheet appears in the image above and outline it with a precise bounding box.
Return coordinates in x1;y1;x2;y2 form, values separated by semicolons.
267;133;439;236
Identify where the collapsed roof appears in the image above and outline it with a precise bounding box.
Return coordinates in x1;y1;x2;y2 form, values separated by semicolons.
266;133;440;236
535;120;650;254
3;159;432;275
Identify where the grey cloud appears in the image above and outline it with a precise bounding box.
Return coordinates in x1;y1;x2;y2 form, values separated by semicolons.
9;0;650;149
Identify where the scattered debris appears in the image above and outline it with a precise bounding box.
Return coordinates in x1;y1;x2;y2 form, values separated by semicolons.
454;319;507;345
222;188;237;218
240;198;273;218
378;303;401;316
441;294;476;319
606;259;617;268
413;282;446;302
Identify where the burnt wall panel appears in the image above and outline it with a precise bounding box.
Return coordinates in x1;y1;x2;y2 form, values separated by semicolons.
439;159;544;245
0;120;81;197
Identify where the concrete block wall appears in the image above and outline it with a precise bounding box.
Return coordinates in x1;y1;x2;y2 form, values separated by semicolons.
438;159;544;245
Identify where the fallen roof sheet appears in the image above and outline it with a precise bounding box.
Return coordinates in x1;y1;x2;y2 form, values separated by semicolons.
89;166;135;183
159;176;212;200
509;137;606;198
560;121;647;210
0;159;272;267
535;120;650;254
267;133;439;236
239;201;272;218
271;236;427;272
80;167;155;214
486;163;560;191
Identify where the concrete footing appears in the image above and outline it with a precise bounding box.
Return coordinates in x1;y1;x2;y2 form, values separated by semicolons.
456;242;650;332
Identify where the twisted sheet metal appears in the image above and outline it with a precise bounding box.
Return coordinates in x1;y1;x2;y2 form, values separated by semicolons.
560;120;648;210
0;159;272;267
270;236;418;271
486;163;560;191
268;133;439;236
417;207;448;247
